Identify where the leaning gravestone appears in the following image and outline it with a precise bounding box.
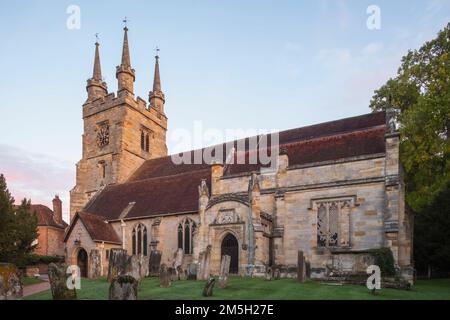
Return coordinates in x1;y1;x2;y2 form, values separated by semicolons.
219;255;231;288
139;255;149;279
177;266;186;280
297;250;306;283
197;245;211;281
265;266;273;281
173;248;184;279
89;249;102;279
202;277;215;297
187;263;198;280
126;255;142;282
148;250;162;277
0;263;23;300
48;263;77;300
159;264;171;288
168;267;177;281
109;275;138;300
273;267;281;280
107;249;129;282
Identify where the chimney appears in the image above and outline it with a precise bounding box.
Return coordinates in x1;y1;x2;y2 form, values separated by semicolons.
52;195;63;225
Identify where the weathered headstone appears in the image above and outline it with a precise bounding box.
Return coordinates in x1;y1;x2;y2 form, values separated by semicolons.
202;277;215;297
187;263;198;280
168;267;177;281
273;267;281;280
197;245;211;281
126;255;141;282
48;263;77;300
173;248;184;279
0;263;23;300
177;266;186;280
297;250;306;282
107;249;129;282
139;255;149;278
159;264;171;288
89;249;102;279
219;255;231;288
148;250;162;277
109;275;138;300
265;266;273;281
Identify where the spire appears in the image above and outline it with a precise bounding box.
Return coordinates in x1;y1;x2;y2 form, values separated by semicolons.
152;48;161;92
149;48;165;112
93;41;102;81
116;23;135;96
121;27;131;68
86;38;107;101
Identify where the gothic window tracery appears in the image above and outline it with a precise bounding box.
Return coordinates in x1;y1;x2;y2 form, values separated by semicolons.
131;223;147;256
140;128;151;152
315;198;353;248
177;218;196;254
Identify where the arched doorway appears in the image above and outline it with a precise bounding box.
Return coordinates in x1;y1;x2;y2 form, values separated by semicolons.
221;233;239;274
77;248;88;278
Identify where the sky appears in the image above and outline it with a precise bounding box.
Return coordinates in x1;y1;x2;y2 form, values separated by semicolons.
0;0;449;222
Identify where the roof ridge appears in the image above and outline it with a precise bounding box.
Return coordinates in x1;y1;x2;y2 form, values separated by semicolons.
118;167;211;186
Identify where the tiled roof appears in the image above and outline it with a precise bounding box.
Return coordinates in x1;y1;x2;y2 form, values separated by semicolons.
84;111;387;220
64;211;121;244
29;204;68;229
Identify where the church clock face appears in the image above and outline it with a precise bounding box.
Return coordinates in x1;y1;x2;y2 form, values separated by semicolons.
96;124;110;148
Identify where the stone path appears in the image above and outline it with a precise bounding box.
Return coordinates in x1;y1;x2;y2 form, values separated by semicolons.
22;278;50;297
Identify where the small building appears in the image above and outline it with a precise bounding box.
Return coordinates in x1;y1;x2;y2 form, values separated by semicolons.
30;196;67;257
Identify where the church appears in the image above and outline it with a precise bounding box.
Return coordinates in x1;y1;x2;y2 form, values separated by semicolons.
64;27;413;281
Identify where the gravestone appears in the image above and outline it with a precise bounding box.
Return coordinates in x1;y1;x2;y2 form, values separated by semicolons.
159;264;171;288
273;267;281;280
177;266;186;280
168;267;177;281
148;250;162;277
48;263;77;300
139;255;149;278
173;248;184;279
107;249;129;282
197;245;211;281
265;266;273;281
202;277;215;297
109;275;138;300
89;249;102;279
219;255;231;288
0;263;23;300
126;255;141;281
297;250;306;282
187;263;198;280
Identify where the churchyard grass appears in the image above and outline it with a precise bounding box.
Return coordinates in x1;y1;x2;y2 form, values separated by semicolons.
22;277;44;286
24;277;450;300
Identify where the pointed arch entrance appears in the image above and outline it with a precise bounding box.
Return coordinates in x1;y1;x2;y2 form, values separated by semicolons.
77;248;88;277
221;233;239;274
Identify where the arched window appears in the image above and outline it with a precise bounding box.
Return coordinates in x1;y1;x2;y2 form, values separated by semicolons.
177;218;196;254
131;223;148;256
140;130;145;150
145;133;150;152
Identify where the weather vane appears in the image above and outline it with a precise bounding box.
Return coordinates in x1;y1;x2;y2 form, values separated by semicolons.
155;46;160;57
123;17;129;28
95;33;99;43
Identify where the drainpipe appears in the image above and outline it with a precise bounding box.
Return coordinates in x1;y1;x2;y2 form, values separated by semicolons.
121;220;126;250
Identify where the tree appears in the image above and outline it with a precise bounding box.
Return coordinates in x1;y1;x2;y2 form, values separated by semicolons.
370;23;450;212
0;174;38;264
414;184;450;277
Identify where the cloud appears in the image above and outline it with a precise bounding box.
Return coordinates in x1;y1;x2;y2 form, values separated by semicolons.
316;48;352;67
362;42;384;55
0;144;75;223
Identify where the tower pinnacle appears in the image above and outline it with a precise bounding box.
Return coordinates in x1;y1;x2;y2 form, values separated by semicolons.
116;23;135;96
86;38;107;101
149;48;165;113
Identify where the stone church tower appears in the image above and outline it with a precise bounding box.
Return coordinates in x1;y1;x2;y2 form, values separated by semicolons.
70;27;168;221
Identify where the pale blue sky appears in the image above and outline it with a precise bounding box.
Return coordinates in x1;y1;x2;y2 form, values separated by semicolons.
0;0;448;219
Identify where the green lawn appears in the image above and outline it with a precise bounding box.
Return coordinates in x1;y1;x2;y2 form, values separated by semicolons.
22;277;44;286
25;277;450;300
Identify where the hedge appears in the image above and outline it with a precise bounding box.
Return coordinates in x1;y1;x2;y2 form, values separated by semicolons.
368;247;396;276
